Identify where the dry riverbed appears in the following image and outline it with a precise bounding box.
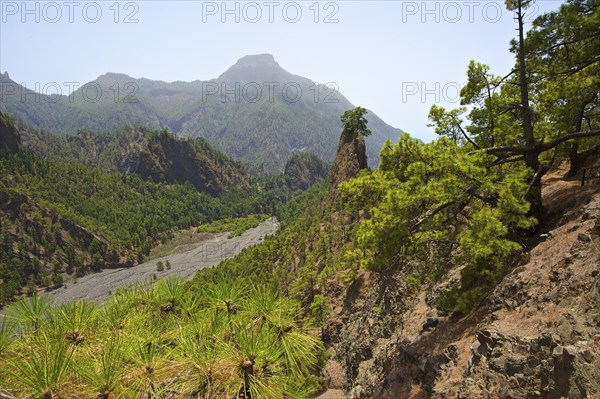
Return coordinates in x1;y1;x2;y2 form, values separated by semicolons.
51;217;279;304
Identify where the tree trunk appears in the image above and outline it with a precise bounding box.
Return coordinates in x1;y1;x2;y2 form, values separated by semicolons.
516;0;544;220
568;142;581;178
567;108;586;177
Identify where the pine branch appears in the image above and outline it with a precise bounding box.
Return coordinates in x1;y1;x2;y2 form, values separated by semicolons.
488;155;526;168
410;200;456;232
540;130;600;152
471;130;600;158
450;115;480;149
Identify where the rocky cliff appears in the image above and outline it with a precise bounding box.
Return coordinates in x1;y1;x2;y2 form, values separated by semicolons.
329;128;368;193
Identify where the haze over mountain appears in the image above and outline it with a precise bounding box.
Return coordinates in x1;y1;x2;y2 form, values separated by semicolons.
0;54;403;169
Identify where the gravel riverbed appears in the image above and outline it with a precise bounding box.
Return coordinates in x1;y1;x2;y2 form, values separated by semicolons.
50;217;279;304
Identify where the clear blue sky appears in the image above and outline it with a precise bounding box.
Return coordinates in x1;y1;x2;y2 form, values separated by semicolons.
1;0;562;141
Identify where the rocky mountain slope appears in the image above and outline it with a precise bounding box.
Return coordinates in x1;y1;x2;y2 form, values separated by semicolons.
284;152;331;194
20;125;249;195
217;113;600;399
0;55;403;169
129;130;249;195
316;158;600;399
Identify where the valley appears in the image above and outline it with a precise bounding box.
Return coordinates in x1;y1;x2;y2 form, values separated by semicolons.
51;217;279;305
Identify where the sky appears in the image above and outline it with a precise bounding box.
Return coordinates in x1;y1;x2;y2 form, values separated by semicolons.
1;0;563;142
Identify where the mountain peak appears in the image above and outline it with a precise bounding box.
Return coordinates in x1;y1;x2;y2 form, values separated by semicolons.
95;72;135;82
235;53;277;65
218;53;292;84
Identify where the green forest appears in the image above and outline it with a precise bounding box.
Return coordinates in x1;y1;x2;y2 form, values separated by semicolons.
0;142;301;304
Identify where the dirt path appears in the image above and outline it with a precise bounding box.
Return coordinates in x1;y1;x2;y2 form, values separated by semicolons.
51;217;279;304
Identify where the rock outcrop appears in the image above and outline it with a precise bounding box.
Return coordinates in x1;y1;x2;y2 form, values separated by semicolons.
329;128;368;193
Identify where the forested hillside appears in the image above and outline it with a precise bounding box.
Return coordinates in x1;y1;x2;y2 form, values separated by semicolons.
0;114;329;305
0;148;243;304
20;125;249;194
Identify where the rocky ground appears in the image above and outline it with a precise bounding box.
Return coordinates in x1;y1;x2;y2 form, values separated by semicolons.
50;217;279;304
317;162;600;399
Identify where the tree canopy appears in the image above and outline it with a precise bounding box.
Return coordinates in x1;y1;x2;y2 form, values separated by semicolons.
340;107;372;138
427;0;600;219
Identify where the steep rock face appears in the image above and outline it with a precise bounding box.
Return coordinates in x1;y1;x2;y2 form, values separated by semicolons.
451;189;600;399
133;132;249;195
284;152;330;194
0;112;20;157
317;162;600;399
329;129;368;193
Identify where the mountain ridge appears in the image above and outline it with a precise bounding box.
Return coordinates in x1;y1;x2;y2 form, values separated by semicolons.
0;54;403;169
